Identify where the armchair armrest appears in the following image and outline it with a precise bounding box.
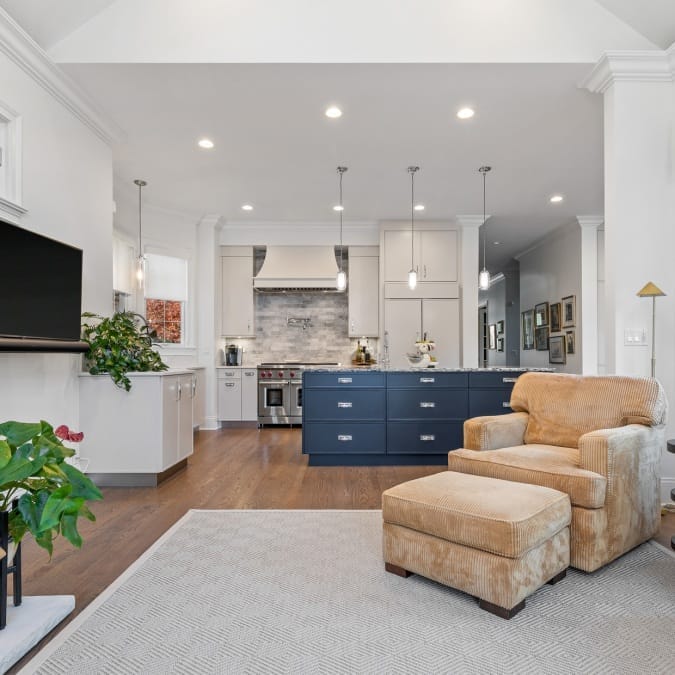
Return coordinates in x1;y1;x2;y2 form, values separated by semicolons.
463;412;529;451
578;424;664;476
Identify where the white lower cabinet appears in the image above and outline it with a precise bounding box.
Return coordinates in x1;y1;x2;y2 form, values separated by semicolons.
218;367;258;422
79;371;194;486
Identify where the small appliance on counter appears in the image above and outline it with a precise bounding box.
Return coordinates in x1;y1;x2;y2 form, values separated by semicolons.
224;344;243;366
406;334;437;368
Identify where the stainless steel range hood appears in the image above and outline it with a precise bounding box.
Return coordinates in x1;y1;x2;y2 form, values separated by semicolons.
253;246;341;292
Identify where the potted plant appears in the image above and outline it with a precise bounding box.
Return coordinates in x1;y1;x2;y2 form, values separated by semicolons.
81;311;168;391
0;420;102;628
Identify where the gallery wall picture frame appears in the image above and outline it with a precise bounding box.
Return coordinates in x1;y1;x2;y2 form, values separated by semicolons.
535;302;549;328
497;320;504;335
522;309;535;350
497;337;504;352
562;295;576;328
549;335;566;364
489;324;497;350
566;330;575;354
535;326;549;351
550;302;562;333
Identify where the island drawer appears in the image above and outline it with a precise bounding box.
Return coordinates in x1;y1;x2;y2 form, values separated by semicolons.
387;389;468;420
468;372;523;389
469;389;514;417
386;422;463;455
303;372;386;389
386;372;468;389
303;389;386;421
303;423;385;454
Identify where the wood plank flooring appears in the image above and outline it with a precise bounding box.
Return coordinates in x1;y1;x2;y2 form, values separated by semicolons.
8;426;675;671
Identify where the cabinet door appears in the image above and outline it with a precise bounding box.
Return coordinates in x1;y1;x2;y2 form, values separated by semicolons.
419;230;457;282
178;374;194;460
241;369;258;421
218;378;242;421
161;376;180;469
422;298;460;368
221;256;254;337
383;231;420;282
384;298;421;368
348;256;379;337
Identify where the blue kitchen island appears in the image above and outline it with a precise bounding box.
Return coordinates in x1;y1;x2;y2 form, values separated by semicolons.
302;368;551;466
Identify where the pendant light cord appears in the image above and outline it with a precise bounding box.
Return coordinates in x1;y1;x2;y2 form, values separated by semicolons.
482;168;486;270
337;167;347;271
138;182;143;254
408;166;419;269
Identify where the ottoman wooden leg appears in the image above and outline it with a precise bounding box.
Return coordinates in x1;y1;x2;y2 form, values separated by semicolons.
385;562;413;578
547;569;567;585
478;598;525;620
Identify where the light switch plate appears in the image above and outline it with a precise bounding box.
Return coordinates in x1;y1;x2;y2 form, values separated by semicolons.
624;329;647;346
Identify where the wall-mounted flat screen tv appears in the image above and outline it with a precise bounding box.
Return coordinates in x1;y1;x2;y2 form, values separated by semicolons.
0;218;83;342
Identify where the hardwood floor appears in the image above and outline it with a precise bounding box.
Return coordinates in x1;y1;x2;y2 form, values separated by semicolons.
9;426;675;671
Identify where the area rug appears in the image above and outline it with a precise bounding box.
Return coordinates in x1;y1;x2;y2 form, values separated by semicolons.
23;510;675;674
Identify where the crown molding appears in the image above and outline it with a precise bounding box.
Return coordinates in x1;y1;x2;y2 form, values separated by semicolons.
0;195;27;223
222;220;378;230
0;9;123;145
576;215;604;230
456;214;490;229
580;50;673;93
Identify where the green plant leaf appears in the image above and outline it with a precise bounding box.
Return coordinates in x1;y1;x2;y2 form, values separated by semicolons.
60;513;83;548
61;463;103;500
0;421;42;447
0;439;11;469
80;504;97;522
17;489;50;533
0;443;47;485
34;528;54;557
38;484;73;531
8;509;29;543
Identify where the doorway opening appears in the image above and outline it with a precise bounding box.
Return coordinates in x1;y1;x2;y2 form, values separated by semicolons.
478;305;488;368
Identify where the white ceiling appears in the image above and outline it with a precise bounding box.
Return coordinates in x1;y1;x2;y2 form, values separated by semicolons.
596;0;675;49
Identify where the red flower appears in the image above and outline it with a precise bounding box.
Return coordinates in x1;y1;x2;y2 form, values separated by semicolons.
54;425;84;443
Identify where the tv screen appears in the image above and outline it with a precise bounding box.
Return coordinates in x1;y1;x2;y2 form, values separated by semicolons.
0;219;83;341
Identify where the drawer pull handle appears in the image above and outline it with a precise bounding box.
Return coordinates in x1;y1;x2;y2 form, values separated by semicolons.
420;435;436;441
225;372;236;377
245;372;254;376
502;402;511;408
225;382;236;388
420;401;436;408
502;377;518;383
337;402;353;408
420;377;435;383
338;434;353;442
338;377;353;384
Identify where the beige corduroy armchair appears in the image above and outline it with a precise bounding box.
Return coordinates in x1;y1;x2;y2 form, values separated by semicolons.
448;372;667;572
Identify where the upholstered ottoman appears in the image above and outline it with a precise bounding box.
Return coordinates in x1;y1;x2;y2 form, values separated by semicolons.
382;471;571;618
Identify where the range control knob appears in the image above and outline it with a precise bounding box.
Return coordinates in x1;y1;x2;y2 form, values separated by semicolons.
290;371;295;378
278;371;284;378
267;371;272;378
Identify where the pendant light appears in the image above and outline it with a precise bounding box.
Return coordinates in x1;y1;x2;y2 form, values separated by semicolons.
336;166;348;291
478;166;492;291
134;179;147;289
407;166;419;290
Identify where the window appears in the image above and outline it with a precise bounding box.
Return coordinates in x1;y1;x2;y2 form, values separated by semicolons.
144;253;188;344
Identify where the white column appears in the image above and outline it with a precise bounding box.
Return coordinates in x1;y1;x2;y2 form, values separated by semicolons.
456;215;487;368
577;216;603;375
196;214;221;430
583;47;675;500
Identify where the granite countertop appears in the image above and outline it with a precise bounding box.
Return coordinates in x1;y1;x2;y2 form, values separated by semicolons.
303;366;556;373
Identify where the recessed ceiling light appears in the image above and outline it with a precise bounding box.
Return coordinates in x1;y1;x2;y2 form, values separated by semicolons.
241;204;253;211
414;204;425;211
457;107;475;120
550;195;564;203
325;106;342;119
333;204;344;212
493;241;501;245
198;138;214;149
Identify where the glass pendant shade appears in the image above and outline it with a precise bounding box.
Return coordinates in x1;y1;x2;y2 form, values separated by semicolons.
336;269;347;291
136;255;146;288
478;268;490;291
408;268;418;290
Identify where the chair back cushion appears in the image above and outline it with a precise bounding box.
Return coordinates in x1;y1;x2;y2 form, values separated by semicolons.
510;373;667;448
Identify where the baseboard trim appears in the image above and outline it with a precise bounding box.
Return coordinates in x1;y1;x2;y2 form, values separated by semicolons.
88;459;188;488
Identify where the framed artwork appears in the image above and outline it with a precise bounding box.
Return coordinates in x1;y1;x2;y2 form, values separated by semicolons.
489;324;497;350
566;330;575;355
535;326;549;351
522;310;535;350
497;320;504;335
550;302;562;333
534;302;549;328
549;335;566;364
562;295;576;328
497;337;504;352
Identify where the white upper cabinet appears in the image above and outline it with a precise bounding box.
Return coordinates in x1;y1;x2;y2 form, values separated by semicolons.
221;248;255;337
383;230;457;283
348;247;379;337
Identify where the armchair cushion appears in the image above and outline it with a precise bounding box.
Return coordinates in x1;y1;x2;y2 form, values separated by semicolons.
448;444;606;509
510;373;666;448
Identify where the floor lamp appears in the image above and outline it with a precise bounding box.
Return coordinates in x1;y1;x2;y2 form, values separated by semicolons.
637;282;666;377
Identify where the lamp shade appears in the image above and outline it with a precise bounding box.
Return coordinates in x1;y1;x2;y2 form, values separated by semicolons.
637;282;666;298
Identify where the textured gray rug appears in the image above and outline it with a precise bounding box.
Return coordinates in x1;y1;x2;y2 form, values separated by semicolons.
24;510;675;674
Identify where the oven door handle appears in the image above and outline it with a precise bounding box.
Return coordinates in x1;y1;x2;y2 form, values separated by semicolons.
260;380;290;385
290;380;302;385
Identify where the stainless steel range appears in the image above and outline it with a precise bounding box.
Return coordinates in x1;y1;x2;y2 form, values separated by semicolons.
257;362;339;426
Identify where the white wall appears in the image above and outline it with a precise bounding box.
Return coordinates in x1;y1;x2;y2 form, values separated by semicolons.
0;50;113;428
519;224;582;373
